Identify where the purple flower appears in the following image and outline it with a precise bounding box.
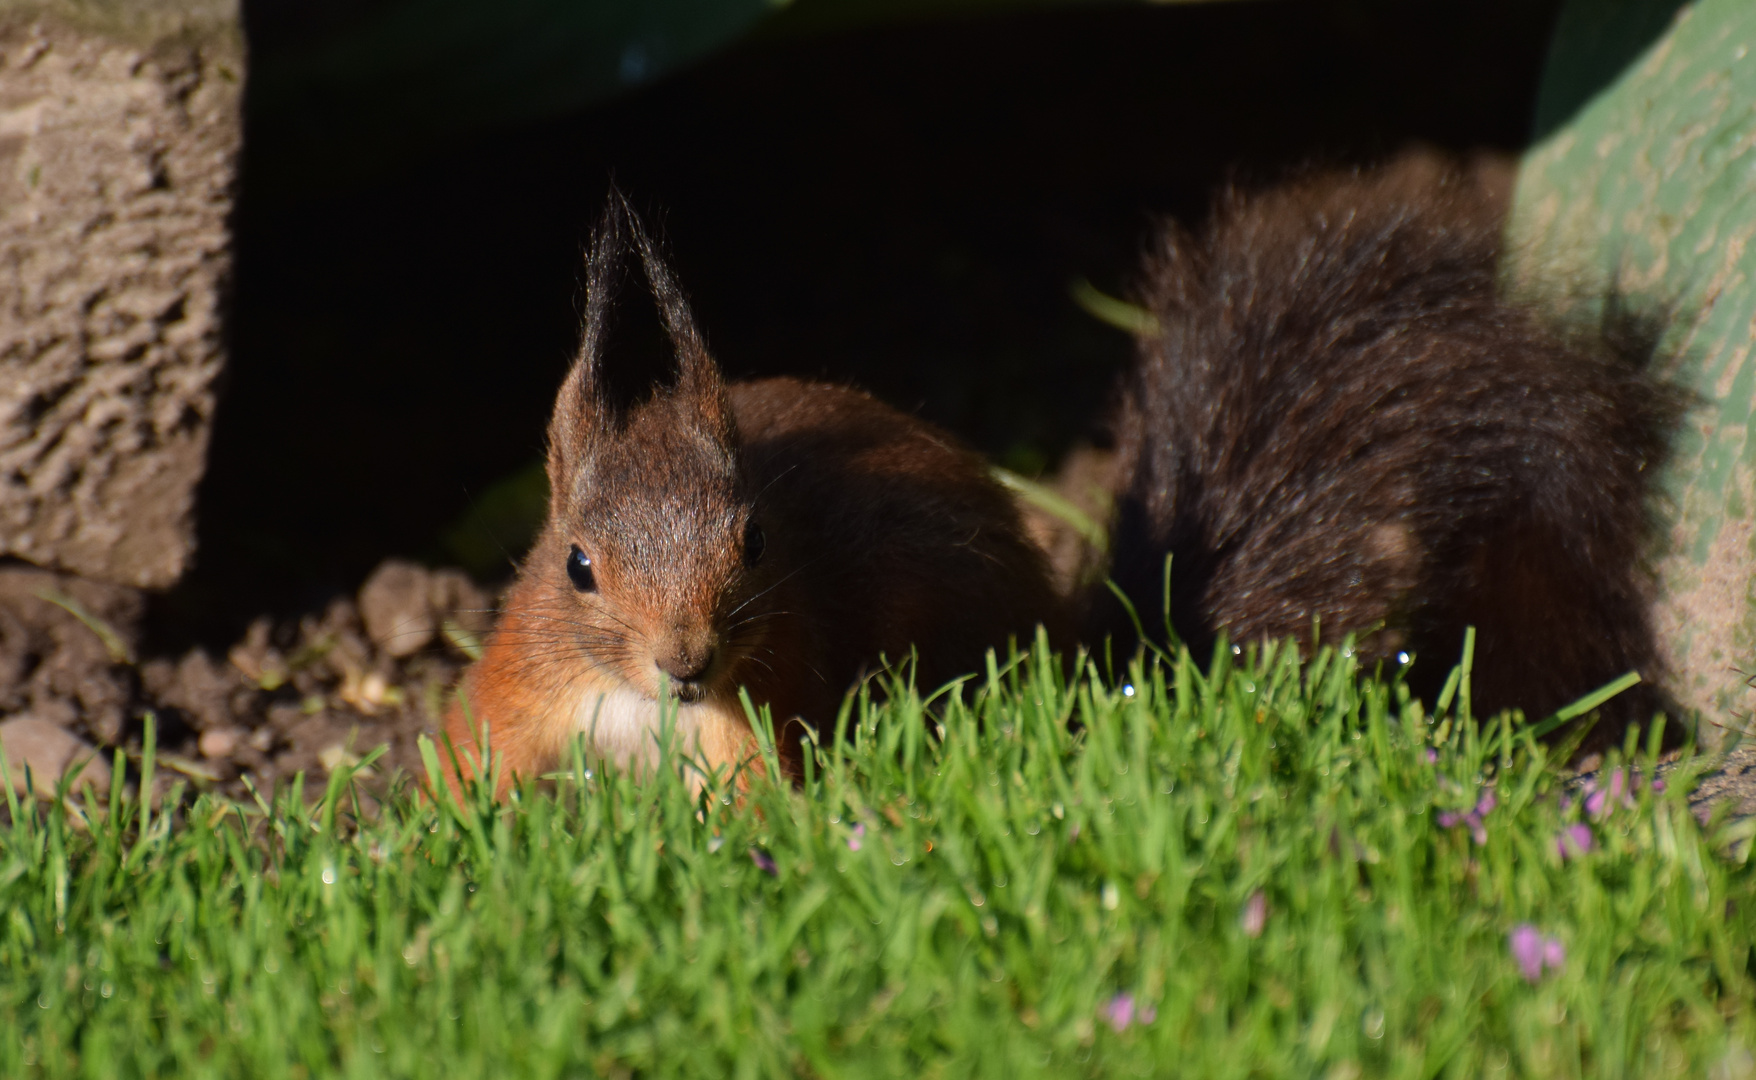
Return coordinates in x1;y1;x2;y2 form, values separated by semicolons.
1509;925;1544;982
749;847;778;876
1508;923;1565;983
1425;749;1439;764
1240;890;1268;938
847;823;866;852
1436;788;1498;845
1580;767;1663;818
1102;994;1156;1031
1556;823;1593;859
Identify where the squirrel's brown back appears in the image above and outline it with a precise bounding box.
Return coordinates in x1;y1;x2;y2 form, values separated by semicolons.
1096;158;1682;741
730;377;1064;733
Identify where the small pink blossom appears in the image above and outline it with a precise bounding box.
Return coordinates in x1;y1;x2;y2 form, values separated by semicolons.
1425;749;1439;764
1580;767;1664;817
1102;994;1156;1031
1240;890;1268;938
749;848;778;876
1509;923;1565;983
1556;823;1594;859
847;823;866;852
1437;788;1497;845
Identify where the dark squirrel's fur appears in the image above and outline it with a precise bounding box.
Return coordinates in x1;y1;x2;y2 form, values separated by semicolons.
1097;159;1682;738
448;195;1062;793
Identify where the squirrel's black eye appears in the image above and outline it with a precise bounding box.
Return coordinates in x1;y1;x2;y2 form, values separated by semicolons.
566;545;596;592
743;520;765;568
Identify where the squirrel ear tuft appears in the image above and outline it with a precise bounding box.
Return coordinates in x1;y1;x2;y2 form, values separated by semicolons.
616;191;721;405
556;187;729;445
550;192;628;453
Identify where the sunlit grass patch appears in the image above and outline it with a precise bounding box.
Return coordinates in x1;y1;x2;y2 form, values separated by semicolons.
2;636;1753;1078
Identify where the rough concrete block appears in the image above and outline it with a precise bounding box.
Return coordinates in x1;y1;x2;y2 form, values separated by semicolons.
0;2;241;587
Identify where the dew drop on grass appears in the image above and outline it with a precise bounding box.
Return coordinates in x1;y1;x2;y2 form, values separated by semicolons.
1362;1007;1384;1040
321;866;336;885
1102;882;1120;910
1122;684;1136;698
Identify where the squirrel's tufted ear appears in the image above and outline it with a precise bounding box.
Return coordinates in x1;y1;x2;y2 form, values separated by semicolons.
548;195;626;457
618;190;726;415
551;189;730;457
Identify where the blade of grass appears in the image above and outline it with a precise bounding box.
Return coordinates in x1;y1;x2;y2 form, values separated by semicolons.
1527;670;1642;740
35;589;133;665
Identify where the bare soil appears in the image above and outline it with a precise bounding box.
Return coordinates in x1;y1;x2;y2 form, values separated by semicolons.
0;559;489;799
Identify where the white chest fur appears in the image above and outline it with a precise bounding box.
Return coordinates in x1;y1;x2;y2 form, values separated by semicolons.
567;683;744;777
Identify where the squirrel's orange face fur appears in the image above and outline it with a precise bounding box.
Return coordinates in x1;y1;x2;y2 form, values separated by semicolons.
546;385;755;704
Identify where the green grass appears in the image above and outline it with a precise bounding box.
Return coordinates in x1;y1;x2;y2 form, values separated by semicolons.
3;636;1754;1078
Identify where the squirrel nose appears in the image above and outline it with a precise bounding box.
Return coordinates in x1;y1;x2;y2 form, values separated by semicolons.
656;645;716;684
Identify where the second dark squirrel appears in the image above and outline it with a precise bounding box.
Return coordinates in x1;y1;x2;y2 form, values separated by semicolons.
1094;157;1682;740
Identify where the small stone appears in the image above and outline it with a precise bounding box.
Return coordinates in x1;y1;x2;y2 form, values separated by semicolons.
198;727;241;760
0;715;112;798
317;743;364;774
358;560;436;658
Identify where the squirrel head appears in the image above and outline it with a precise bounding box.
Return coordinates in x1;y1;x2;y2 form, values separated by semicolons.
538;193;769;703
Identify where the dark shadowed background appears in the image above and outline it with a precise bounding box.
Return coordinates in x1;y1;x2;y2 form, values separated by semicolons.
157;0;1563;645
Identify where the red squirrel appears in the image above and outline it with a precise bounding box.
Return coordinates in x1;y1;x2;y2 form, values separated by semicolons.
1094;156;1682;741
445;196;1062;794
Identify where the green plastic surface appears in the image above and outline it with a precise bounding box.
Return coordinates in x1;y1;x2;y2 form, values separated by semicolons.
1508;0;1756;742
